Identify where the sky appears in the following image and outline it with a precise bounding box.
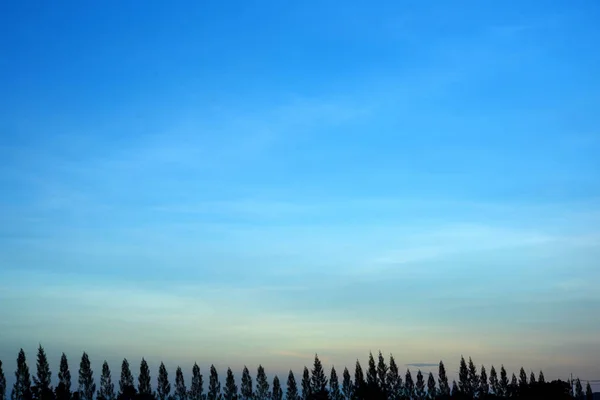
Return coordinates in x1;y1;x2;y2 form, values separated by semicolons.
1;0;600;392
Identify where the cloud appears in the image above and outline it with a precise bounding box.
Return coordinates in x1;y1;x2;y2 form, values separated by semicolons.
406;363;438;368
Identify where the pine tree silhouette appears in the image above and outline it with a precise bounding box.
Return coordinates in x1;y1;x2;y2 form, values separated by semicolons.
529;371;536;386
488;366;499;397
499;366;509;398
353;361;364;400
98;361;115;400
174;367;187;400
137;359;152;397
450;381;458;398
404;370;414;400
586;382;593;400
117;359;135;400
426;373;436;400
188;363;203;400
458;357;469;397
223;368;237;400
55;354;71;400
271;376;282;400
437;361;449;399
575;379;584;399
0;360;6;400
366;353;377;389
329;367;341;400
518;367;528;391
538;371;545;384
301;367;311;400
386;356;402;400
286;370;299;400
78;353;95;400
479;365;489;398
376;352;388;398
310;354;328;398
33;345;52;400
207;365;220;400
157;363;171;400
509;373;518;398
240;366;252;400
341;368;353;400
467;358;479;398
255;366;269;400
414;370;425;400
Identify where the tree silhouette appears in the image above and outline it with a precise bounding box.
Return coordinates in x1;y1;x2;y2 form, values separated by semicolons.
174;367;187;400
575;379;584;399
479;366;488;398
404;370;414;400
467;358;478;398
223;368;237;400
286;370;299;400
271;376;282;400
426;373;436;400
529;371;536;386
437;361;449;399
499;366;509;398
33;345;52;400
0;360;6;400
240;367;252;400
117;359;135;400
189;363;203;400
376;352;388;398
207;365;220;400
329;367;341;400
366;353;377;389
488;366;499;397
414;370;425;400
518;368;527;391
255;366;269;400
386;356;402;400
509;373;518;398
78;353;95;400
137;359;152;397
538;371;545;384
458;357;469;397
157;363;171;400
353;361;364;400
341;368;353;400
301;367;311;400
98;361;115;400
55;354;71;400
451;381;458;398
586;382;593;400
310;354;328;398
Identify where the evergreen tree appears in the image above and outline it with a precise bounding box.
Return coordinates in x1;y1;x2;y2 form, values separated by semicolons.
458;357;469;396
529;371;536;386
56;354;71;400
0;360;6;400
207;365;220;400
78;353;95;400
157;363;171;400
450;381;458;398
189;363;203;400
271;376;282;400
118;359;135;400
575;379;584;399
33;345;52;400
286;371;299;400
538;371;545;384
467;358;479;398
586;382;593;400
404;370;414;400
329;367;341;400
518;368;527;390
353;362;364;399
488;366;499;396
437;361;449;399
414;371;425;400
479;366;489;398
499;366;509;398
240;367;252;400
376;352;388;397
341;368;353;400
509;374;518;398
310;355;328;397
138;359;152;397
223;369;237;400
426;373;436;400
386;356;402;400
98;361;115;400
366;353;377;389
254;366;269;400
174;367;187;400
301;367;311;400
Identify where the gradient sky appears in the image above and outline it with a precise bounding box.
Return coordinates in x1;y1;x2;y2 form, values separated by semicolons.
1;0;600;392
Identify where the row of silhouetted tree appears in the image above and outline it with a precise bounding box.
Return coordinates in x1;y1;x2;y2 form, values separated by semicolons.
0;346;594;400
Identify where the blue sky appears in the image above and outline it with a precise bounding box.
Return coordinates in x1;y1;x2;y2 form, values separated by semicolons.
1;0;600;391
